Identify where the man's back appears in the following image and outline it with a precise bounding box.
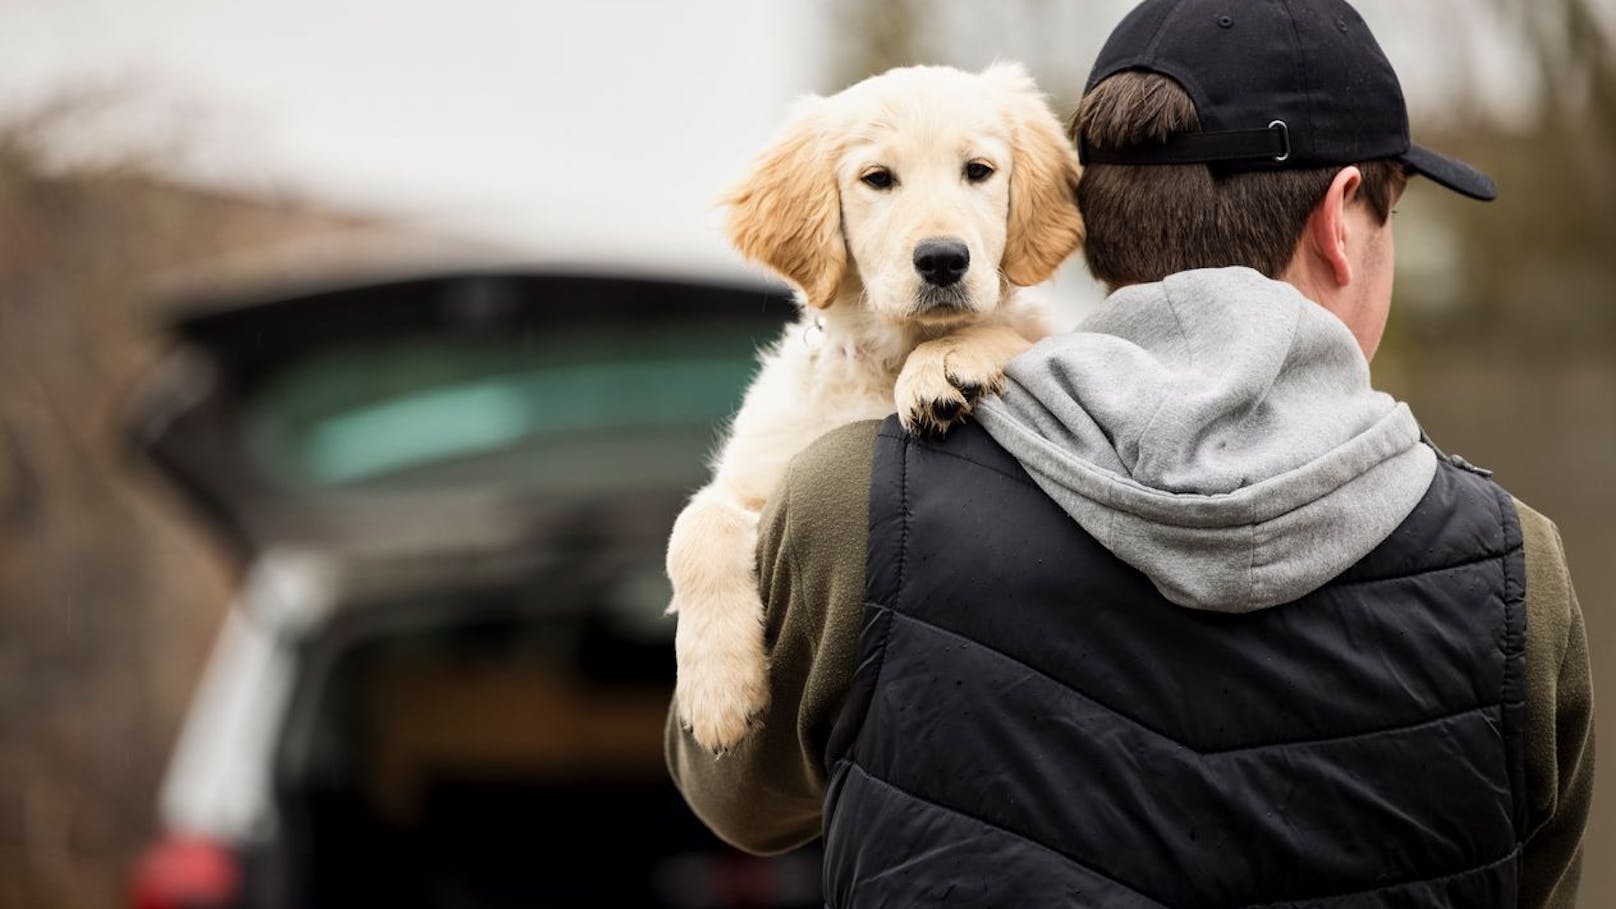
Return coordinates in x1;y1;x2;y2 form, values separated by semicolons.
825;418;1524;906
669;408;1590;907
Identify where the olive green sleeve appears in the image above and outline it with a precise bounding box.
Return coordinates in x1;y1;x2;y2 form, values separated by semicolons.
665;420;880;855
1515;499;1596;909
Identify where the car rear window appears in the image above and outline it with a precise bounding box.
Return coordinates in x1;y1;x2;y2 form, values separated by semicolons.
242;331;761;493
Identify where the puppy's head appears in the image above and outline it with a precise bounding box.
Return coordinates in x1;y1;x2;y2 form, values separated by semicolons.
724;62;1084;324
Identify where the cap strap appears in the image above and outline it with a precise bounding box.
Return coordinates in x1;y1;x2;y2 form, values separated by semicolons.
1080;120;1291;166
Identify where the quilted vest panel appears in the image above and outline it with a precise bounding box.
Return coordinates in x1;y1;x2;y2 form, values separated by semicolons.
822;420;1526;908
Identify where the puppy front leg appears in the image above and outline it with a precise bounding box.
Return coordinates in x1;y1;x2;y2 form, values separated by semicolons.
667;483;769;753
896;320;1038;435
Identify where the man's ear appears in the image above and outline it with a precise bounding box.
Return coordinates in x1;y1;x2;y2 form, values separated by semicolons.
721;98;846;310
985;61;1086;287
1305;166;1363;288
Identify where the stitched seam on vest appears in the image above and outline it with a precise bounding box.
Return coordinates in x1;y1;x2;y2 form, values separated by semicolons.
847;438;909;768
897;434;910;603
1492;480;1530;838
843;750;1520;909
836;759;1175;908
1237;844;1521;909
1330;547;1516;589
874;603;1506;757
897;441;1041;491
872;435;912;695
831;429;907;781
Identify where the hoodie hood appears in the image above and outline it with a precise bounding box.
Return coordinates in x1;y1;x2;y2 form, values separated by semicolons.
976;267;1437;613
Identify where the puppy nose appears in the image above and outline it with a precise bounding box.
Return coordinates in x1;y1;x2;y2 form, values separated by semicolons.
914;240;970;287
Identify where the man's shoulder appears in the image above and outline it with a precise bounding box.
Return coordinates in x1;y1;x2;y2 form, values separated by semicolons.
1511;495;1576;650
761;420;882;558
1512;497;1564;557
777;419;883;508
1512;496;1574;609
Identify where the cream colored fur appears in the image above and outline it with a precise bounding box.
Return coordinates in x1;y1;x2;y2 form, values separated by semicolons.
668;62;1083;752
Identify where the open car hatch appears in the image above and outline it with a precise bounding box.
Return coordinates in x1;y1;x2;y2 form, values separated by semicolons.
127;270;794;557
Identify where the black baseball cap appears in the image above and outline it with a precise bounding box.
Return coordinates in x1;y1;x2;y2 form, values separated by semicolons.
1080;0;1498;201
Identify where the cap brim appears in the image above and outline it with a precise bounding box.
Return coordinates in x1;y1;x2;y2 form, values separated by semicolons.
1401;144;1498;201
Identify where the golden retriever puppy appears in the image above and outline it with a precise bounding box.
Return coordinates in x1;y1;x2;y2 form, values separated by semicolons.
668;62;1083;752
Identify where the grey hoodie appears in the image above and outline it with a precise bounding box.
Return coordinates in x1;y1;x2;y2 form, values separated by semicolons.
976;267;1437;613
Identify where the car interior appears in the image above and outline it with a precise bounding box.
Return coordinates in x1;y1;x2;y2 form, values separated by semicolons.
271;573;822;909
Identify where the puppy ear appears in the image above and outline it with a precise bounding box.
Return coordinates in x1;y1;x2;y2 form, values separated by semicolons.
986;62;1086;287
722;98;846;309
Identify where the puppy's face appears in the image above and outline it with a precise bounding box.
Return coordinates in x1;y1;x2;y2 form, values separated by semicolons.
837;79;1012;327
724;63;1084;324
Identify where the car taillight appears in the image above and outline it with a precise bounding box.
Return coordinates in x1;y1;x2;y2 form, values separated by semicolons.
129;835;241;909
654;850;821;908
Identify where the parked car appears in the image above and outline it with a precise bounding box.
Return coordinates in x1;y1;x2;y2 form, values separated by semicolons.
125;269;821;908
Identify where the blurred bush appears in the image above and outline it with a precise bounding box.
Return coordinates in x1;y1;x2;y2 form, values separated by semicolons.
0;95;371;909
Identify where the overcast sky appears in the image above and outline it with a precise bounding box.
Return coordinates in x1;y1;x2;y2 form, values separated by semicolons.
0;0;1578;285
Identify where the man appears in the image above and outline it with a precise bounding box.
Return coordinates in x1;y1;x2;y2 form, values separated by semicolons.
667;0;1594;905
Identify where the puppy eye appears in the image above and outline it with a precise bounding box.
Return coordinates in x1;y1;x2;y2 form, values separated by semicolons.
964;161;995;183
861;168;895;190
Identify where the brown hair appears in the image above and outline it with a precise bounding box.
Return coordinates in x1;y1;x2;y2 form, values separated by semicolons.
1071;71;1406;287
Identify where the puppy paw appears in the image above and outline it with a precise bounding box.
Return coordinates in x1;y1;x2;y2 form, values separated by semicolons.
672;589;770;753
896;342;1004;436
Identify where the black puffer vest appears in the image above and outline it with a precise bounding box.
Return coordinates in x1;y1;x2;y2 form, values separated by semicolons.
822;420;1526;908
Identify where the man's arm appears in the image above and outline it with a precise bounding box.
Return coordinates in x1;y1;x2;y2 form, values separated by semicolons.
1516;500;1596;909
665;421;879;854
